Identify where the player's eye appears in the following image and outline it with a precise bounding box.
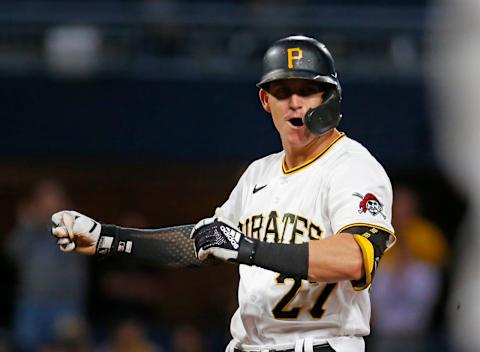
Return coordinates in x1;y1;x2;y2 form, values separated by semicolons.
298;85;322;97
269;87;292;100
268;84;323;100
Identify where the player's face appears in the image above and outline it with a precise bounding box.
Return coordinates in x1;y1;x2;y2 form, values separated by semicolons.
259;79;325;150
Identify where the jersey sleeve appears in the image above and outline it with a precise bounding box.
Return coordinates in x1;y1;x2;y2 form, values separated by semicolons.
326;154;396;290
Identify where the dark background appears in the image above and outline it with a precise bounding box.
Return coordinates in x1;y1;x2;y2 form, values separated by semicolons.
0;1;466;351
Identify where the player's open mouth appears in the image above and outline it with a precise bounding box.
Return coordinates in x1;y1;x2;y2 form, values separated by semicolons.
288;118;304;127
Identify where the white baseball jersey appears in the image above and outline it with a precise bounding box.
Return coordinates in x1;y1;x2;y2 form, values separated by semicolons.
219;133;395;352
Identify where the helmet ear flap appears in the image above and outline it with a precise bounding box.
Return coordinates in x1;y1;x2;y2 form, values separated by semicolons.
303;88;342;135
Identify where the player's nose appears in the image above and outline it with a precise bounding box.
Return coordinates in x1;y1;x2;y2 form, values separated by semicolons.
288;94;303;110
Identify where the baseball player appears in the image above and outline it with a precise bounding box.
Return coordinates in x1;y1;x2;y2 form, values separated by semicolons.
51;35;395;352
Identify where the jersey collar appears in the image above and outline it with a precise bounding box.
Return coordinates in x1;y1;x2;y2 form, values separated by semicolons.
282;132;346;175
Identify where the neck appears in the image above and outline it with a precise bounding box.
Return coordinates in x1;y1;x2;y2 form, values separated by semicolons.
283;129;342;171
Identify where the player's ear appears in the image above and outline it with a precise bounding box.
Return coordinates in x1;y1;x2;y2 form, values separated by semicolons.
259;89;271;113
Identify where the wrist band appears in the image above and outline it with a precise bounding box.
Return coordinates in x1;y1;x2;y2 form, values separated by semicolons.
238;238;309;279
99;224;137;255
96;224;118;255
237;237;258;265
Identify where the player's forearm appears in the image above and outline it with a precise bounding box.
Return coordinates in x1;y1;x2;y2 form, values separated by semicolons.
238;239;309;279
238;234;363;282
99;224;218;267
307;234;364;282
193;219;365;280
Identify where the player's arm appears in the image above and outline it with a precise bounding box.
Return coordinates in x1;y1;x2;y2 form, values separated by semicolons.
51;210;218;267
308;225;395;289
191;218;393;287
307;233;364;283
190;217;356;280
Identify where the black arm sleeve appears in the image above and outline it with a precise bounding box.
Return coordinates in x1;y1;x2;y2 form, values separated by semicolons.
100;224;220;268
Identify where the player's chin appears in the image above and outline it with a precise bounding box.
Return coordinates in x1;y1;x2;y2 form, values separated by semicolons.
283;125;306;140
284;127;310;142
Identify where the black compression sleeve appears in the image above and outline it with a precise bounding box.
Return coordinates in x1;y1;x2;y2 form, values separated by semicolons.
237;238;309;279
99;224;219;267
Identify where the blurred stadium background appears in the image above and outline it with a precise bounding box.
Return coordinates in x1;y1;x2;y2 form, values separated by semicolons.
0;0;474;351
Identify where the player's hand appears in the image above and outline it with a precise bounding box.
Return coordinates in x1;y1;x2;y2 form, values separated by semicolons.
190;217;248;262
51;210;101;255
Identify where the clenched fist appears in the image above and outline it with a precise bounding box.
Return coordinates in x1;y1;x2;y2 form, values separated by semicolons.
51;210;102;255
190;216;252;263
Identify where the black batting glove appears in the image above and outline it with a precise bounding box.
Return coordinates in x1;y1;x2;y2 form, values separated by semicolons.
190;217;255;263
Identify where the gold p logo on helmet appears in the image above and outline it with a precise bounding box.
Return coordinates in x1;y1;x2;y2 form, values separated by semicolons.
287;47;303;69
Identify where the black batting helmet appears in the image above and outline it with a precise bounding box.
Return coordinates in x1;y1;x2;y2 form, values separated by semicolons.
258;35;342;135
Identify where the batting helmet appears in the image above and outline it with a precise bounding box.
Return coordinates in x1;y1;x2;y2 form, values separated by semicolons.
257;35;342;135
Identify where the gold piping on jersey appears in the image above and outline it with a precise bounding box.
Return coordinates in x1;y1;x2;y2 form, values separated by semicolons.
282;132;346;175
337;222;397;250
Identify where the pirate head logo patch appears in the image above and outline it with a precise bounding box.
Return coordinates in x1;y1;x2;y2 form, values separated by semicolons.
353;192;386;219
